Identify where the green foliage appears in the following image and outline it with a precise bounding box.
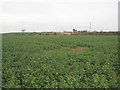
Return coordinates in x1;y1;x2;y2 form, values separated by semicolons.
2;35;119;88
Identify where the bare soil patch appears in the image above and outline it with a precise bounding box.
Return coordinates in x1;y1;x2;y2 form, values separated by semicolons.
61;46;88;51
61;46;69;48
72;46;87;51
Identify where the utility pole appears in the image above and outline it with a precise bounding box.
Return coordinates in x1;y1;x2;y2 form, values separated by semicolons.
89;22;91;32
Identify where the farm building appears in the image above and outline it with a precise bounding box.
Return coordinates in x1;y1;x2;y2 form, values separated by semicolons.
63;31;72;35
54;31;73;35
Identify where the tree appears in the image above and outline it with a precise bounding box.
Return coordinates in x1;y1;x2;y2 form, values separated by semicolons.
73;29;77;32
21;29;25;33
100;30;103;33
54;32;56;35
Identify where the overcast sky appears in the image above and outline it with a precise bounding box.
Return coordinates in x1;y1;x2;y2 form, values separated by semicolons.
0;0;119;33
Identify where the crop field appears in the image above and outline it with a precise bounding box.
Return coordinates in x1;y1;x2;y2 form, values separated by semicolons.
2;34;120;88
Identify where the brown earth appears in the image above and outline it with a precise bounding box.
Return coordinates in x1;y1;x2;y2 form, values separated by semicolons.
61;46;69;48
61;46;88;51
72;46;88;51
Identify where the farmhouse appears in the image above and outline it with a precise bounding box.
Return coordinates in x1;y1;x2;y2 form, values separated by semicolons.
55;32;64;35
63;31;72;35
54;31;73;35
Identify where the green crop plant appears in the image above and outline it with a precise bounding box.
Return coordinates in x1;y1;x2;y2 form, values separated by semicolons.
2;34;119;88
